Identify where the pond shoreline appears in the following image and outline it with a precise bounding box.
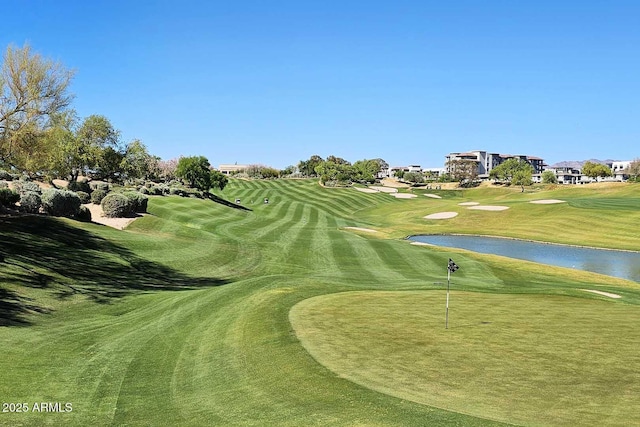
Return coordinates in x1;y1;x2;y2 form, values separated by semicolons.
405;233;640;254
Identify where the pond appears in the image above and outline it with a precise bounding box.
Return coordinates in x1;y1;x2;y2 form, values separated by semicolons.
408;235;640;282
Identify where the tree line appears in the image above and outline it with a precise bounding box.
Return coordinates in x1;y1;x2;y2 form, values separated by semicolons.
0;44;227;193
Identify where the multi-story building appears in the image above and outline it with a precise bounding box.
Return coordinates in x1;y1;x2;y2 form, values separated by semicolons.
445;150;545;179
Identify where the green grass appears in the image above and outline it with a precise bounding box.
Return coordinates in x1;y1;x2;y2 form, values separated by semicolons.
291;291;640;426
0;179;639;426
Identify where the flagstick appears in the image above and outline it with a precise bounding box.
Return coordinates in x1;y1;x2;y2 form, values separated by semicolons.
445;265;450;329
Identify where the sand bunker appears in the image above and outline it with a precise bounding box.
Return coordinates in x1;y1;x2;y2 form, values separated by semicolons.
369;186;398;193
581;289;622;299
410;241;432;246
424;212;459;220
458;201;480;206
354;187;379;193
86;204;142;230
468;205;510;211
391;193;417;199
529;199;566;204
344;226;378;233
424;194;442;199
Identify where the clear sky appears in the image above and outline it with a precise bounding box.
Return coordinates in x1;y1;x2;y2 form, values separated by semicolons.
3;0;639;169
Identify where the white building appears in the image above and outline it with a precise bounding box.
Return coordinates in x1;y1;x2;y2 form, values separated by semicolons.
218;164;249;175
445;150;545;179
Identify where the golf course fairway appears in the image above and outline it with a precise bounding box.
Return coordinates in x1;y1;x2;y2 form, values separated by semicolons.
1;178;639;426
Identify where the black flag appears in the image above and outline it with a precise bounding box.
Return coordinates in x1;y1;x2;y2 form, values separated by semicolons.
448;258;459;273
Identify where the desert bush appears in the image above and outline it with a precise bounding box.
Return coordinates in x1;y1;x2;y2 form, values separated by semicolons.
0;170;13;181
76;191;91;204
90;181;110;191
101;193;133;218
0;181;7;188
14;181;41;195
76;205;92;222
67;180;91;193
139;186;149;195
18;174;31;182
0;188;19;207
20;191;42;213
123;191;148;213
91;189;109;205
41;189;82;217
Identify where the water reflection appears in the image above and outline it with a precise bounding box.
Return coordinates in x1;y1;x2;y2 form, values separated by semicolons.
409;235;640;282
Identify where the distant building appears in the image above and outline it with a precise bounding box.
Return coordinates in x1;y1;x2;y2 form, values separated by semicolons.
612;161;632;181
388;165;421;178
218;164;249;175
445;150;546;179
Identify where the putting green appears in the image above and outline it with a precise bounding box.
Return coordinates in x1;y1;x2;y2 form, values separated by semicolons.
291;290;640;426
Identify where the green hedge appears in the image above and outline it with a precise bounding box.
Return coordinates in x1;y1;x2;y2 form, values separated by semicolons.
20;191;42;213
41;189;81;217
101;193;132;218
0;188;19;207
91;189;109;205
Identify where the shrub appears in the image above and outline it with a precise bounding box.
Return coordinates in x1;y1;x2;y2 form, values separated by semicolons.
76;205;92;222
139;186;149;195
90;181;110;191
76;191;91;204
91;189;109;205
169;187;180;195
20;191;42;214
0;170;13;181
41;189;82;217
101;193;133;218
67;180;91;193
0;188;19;207
0;181;7;189
18;174;31;182
123;191;148;213
14;181;41;195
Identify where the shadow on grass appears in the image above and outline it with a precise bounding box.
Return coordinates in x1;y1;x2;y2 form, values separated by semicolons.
206;193;253;212
0;214;230;326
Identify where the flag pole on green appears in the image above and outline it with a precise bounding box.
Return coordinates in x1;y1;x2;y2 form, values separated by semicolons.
446;258;459;329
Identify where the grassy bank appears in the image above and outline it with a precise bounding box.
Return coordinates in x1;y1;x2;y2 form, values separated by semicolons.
1;179;639;426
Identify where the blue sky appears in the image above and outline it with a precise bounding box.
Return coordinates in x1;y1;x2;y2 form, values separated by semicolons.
3;1;639;168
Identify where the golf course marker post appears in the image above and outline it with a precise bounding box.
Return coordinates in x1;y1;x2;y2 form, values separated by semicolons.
446;258;459;329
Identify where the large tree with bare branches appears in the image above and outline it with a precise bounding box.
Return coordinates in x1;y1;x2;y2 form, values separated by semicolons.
0;44;74;172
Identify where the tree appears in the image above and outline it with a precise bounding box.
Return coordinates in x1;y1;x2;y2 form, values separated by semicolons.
447;159;478;186
625;159;640;182
403;171;424;185
210;169;228;191
176;156;213;191
489;158;533;192
352;159;380;183
43;110;79;181
280;165;296;176
581;161;612;180
314;160;354;186
541;170;558;184
157;158;178;182
120;139;153;180
0;44;74;172
297;155;324;177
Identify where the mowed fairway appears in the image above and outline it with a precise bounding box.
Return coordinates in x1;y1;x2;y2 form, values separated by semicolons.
1;179;640;426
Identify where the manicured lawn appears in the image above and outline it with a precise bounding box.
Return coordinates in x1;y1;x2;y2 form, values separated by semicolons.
1;179;639;426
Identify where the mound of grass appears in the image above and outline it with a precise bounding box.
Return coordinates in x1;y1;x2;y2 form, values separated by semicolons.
291;290;640;426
